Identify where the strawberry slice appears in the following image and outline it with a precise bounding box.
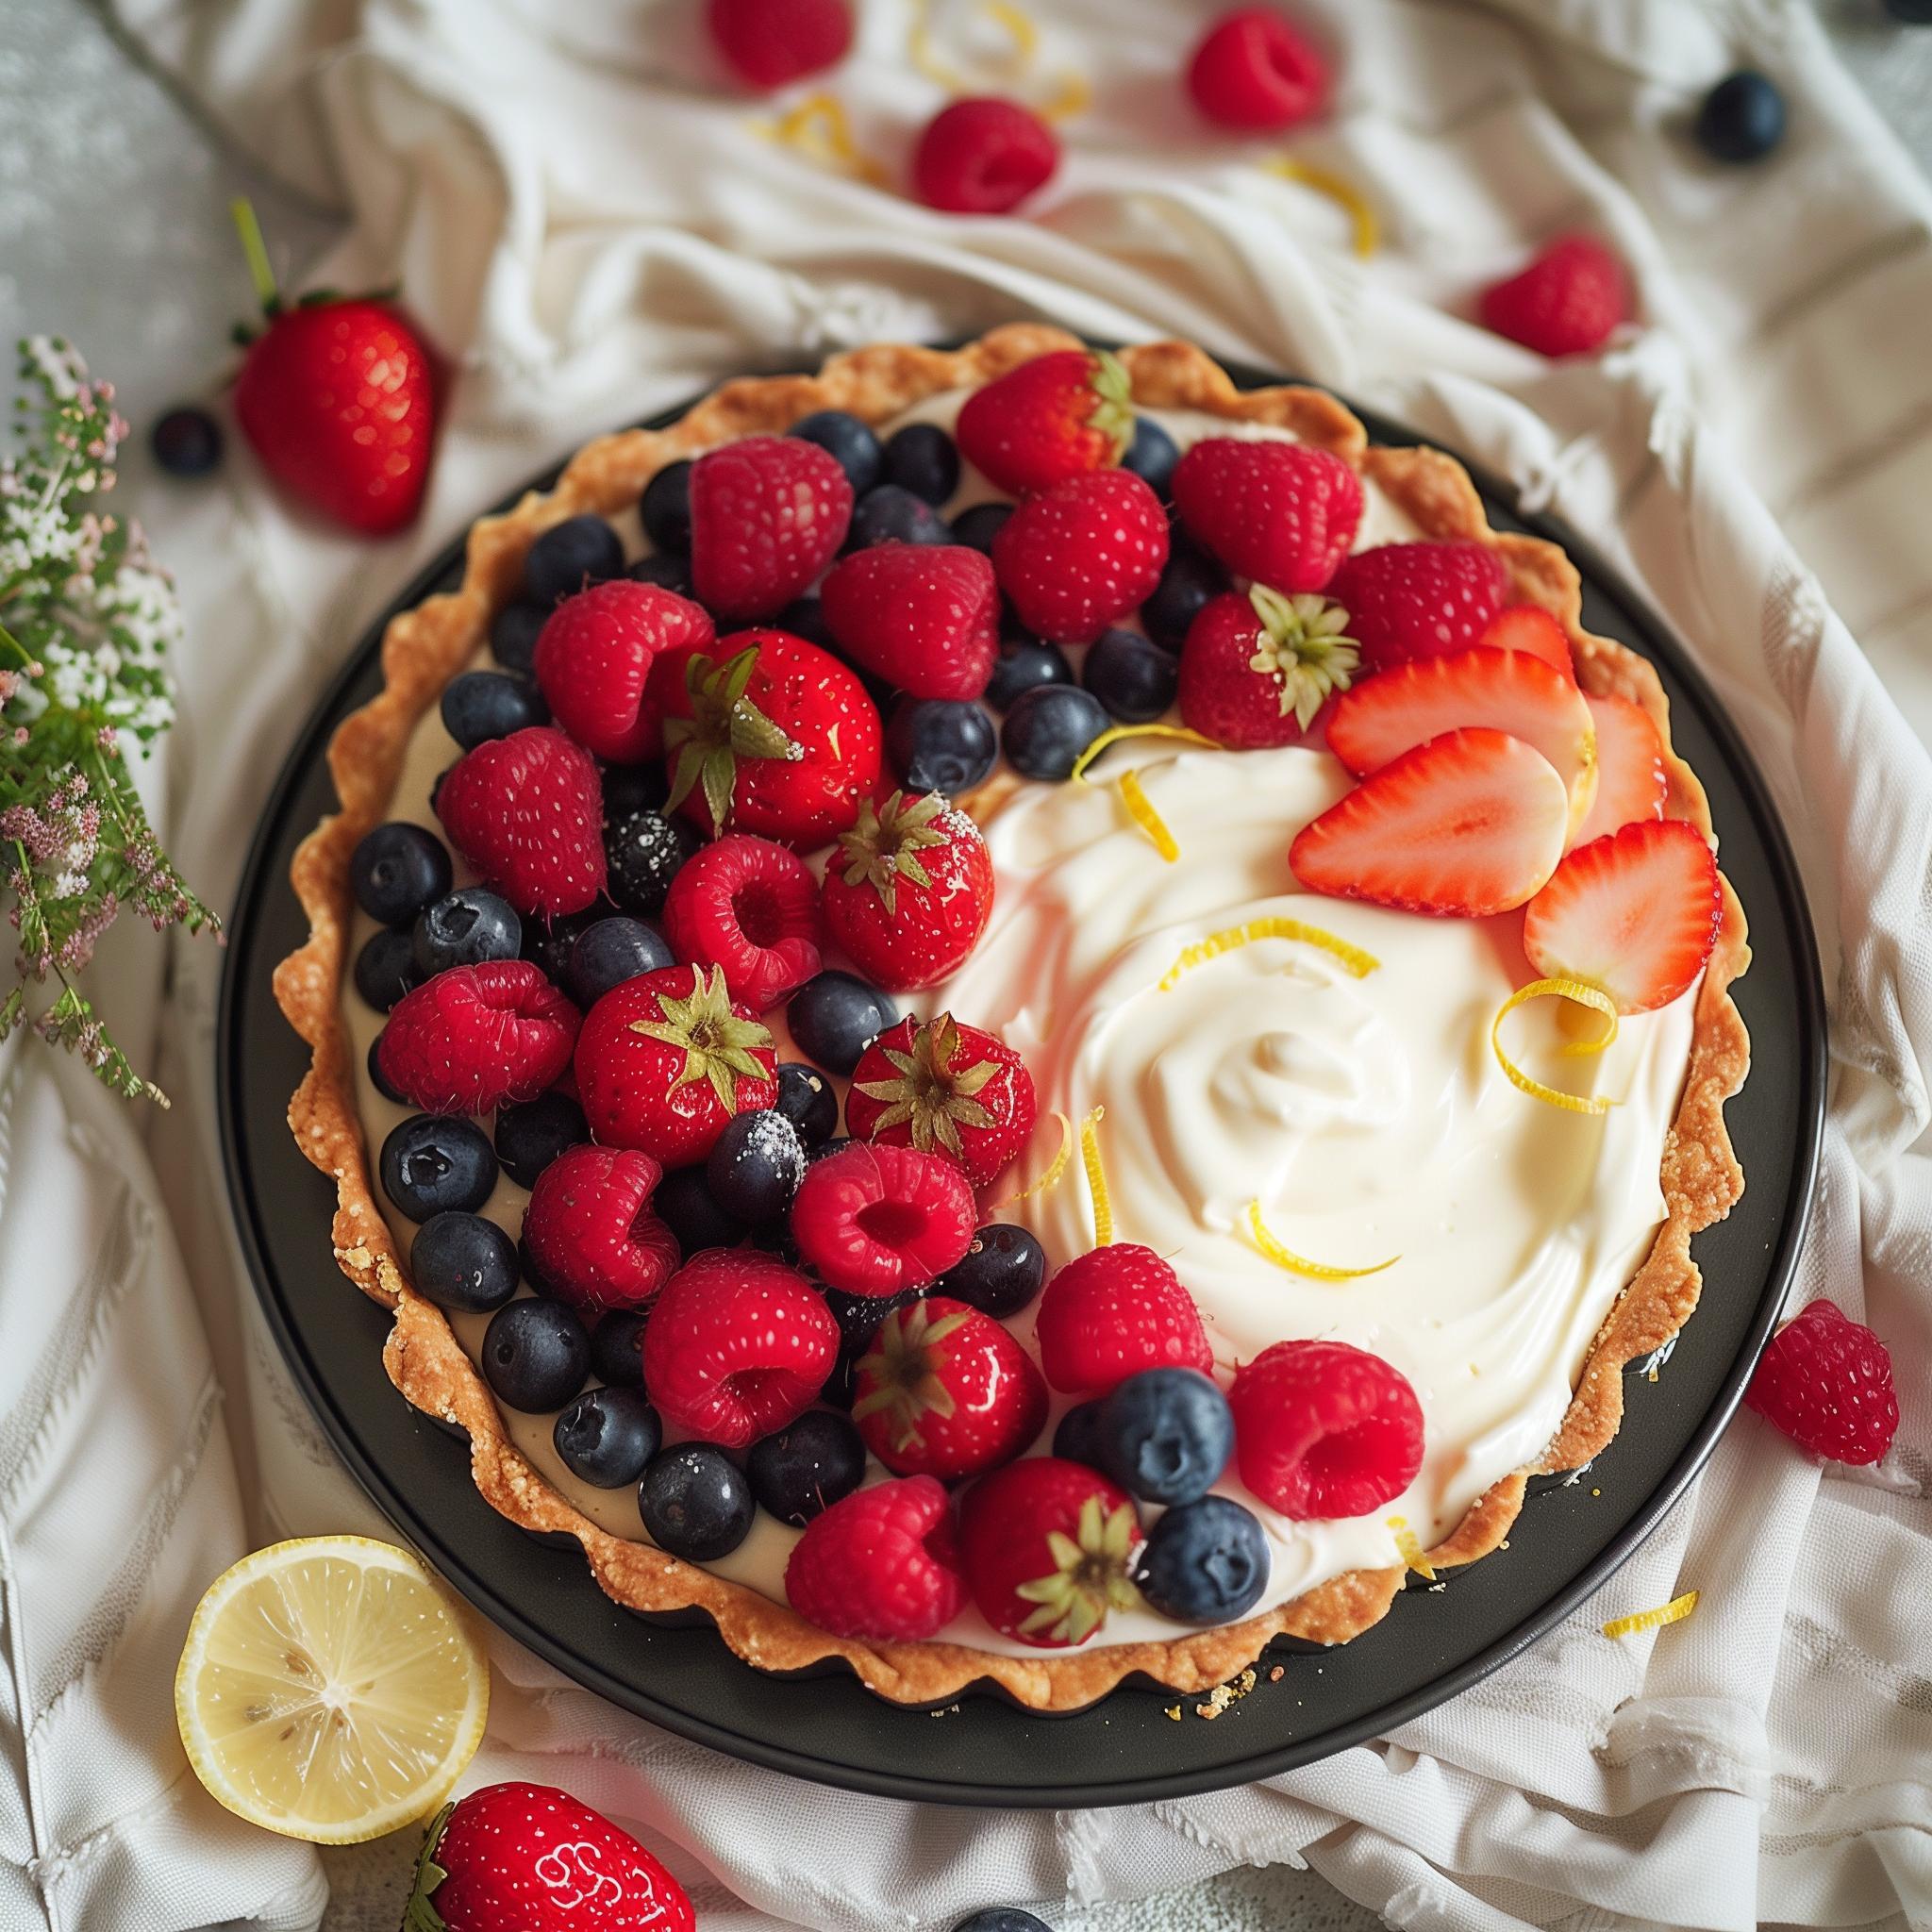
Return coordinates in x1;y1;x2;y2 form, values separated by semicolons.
1573;692;1668;847
1290;726;1570;918
1522;819;1720;1013
1324;646;1597;836
1478;605;1574;680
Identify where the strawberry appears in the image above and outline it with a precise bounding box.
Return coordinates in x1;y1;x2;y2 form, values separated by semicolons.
844;1014;1037;1188
1521;818;1721;1013
1478;234;1630;358
574;962;777;1165
991;469;1169;645
1325;541;1510;673
1574;692;1668;846
1290;726;1571;918
853;1295;1049;1478
1176;584;1358;747
955;349;1135;496
435;725;607;917
785;1475;968;1641
650;633;881;848
1478;604;1574;680
958;1457;1142;1646
377;962;578;1116
402;1781;694;1932
532;579;712;762
1034;1244;1214;1396
1228;1339;1424;1519
521;1144;678;1313
817;543;999;700
1745;1300;1900;1467
660;833;824;1010
1170;440;1361;593
641;1248;838;1449
688;434;853;621
822;790;993;991
789;1141;976;1297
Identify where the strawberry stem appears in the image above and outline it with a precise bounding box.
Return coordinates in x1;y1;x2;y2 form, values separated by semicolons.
229;197;281;316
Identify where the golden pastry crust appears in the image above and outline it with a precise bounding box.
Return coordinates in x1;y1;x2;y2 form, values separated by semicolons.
275;326;1748;1712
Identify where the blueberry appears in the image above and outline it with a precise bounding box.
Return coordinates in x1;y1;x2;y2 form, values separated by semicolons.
353;927;423;1012
882;423;960;505
520;907;600;985
413;887;523;975
886;697;997;793
602;761;670;819
846;484;950;551
791;409;884;496
949;502;1010;556
1132;1493;1271;1623
1002;683;1108;782
1081;626;1177;724
638;1442;754;1559
554;1386;661;1487
1141;538;1225;652
1121;416;1180;498
367;1031;408;1104
1095;1367;1234;1505
746;1410;867;1526
380;1115;498;1222
819;1282;924;1354
774;1062;839;1147
984;631;1072;712
525;514;625;605
1053;1398;1108;1469
409;1211;520;1313
703;1108;806;1227
654;1165;746;1256
493;1090;588;1189
605;808;702;917
936;1224;1047;1319
351;823;453;926
590;1307;650;1388
786;971;897;1076
482;1297;591;1413
774;596;833;647
950;1911;1052;1932
641;460;693;555
625;551;694;596
150;405;223;476
567;915;674;1006
441;670;547;749
489;600;549;674
1695;71;1787;164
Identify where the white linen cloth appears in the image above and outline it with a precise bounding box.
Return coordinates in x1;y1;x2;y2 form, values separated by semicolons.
4;0;1926;1925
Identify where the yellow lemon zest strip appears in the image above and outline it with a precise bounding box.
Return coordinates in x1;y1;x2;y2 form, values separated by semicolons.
1386;1515;1436;1582
1071;721;1219;785
1264;156;1380;258
985;1109;1074;1210
1159;917;1379;991
1117;768;1179;863
1602;1590;1699;1640
1036;70;1091;122
1245;1200;1398;1281
1079;1106;1113;1247
1491;977;1620;1116
908;0;1088;120
751;94;891;186
982;0;1040;65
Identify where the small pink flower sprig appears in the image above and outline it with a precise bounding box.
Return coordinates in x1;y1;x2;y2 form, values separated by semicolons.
0;337;216;1106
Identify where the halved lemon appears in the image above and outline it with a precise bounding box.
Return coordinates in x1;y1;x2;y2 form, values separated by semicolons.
175;1536;488;1843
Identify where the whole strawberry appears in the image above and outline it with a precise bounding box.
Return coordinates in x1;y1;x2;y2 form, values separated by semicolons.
956;349;1135;496
229;203;435;536
401;1781;694;1932
784;1475;966;1641
817;544;999;701
1171;439;1360;593
689;434;853;621
1745;1299;1899;1466
1478;234;1630;358
845;1014;1036;1187
1177;583;1359;747
436;725;607;917
822;791;993;992
992;469;1169;645
1326;541;1510;673
533;579;712;762
650;634;881;848
377;961;579;1116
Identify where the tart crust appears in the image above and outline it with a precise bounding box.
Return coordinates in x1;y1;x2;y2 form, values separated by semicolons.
275;325;1749;1712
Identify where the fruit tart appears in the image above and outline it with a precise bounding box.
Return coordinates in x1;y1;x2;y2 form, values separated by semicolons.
276;325;1749;1711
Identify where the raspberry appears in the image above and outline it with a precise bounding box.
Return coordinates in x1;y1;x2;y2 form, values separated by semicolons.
1171;439;1361;595
377;960;578;1115
436;724;608;916
532;578;712;762
910;97;1059;215
1326;541;1510;674
707;0;852;91
1745;1300;1900;1466
1478;234;1630;358
641;1249;838;1449
789;1141;975;1298
992;469;1169;645
1186;8;1329;132
522;1144;679;1313
661;834;824;1011
1033;1244;1214;1396
818;544;999;701
689;437;853;623
783;1475;966;1641
1227;1339;1424;1519
844;1014;1036;1187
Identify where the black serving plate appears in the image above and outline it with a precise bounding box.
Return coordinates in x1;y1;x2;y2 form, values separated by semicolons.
218;358;1825;1807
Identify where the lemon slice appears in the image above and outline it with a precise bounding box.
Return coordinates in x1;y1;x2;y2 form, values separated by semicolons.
175;1536;488;1844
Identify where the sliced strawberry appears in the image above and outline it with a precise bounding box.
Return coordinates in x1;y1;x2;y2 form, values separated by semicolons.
1522;818;1720;1013
1290;726;1570;918
1478;604;1574;680
1574;692;1668;847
